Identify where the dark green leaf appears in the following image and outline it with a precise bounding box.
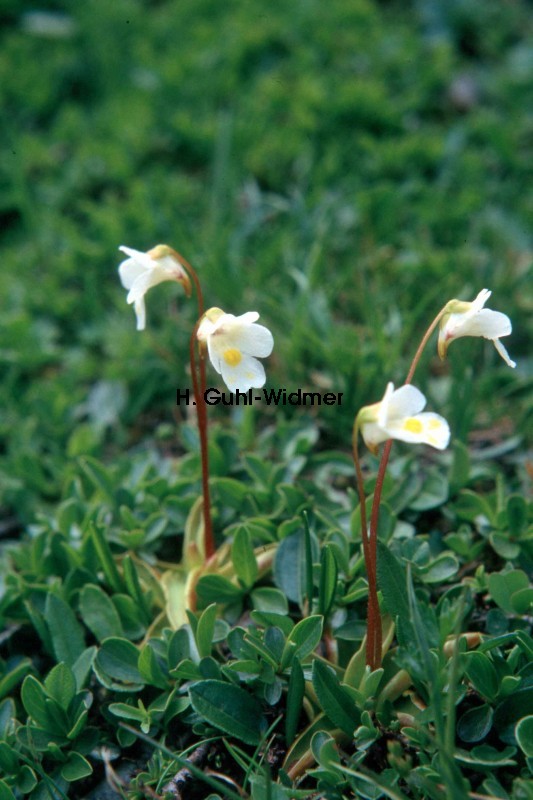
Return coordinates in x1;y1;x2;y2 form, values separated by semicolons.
510;588;533;615
376;542;411;642
60;751;93;782
457;704;493;742
72;647;97;691
17;765;37;794
195;575;244;605
274;530;318;605
454;491;496;525
215;477;249;507
449;440;471;493
465;652;499;701
108;703;147;723
418;554;459;583
94;638;144;690
122;555;151;622
250;587;288;614
0;658;32;700
138;644;169;690
189;680;266;745
90;523;123;593
318;545;338;619
43;697;69;735
312;660;359;736
45;594;85;667
488;570;529;614
311;730;343;773
44;664;76;711
0;742;18;774
0;699;16;739
489;533;520;560
21;676;50;729
515;716;533;757
409;468;448;511
455;744;517;767
250;611;294;637
506;495;527;537
0;780;16;800
67;708;89;741
286;616;323;662
231;527;258;588
196;603;217;659
79;456;115;500
112;594;146;640
494;688;533;742
168;628;191;668
303;512;314;607
79;584;123;642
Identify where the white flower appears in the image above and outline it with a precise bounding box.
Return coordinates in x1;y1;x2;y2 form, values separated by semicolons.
118;244;191;330
438;289;516;368
358;383;450;454
197;308;274;393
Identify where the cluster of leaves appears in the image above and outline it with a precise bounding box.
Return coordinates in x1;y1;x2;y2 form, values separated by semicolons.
0;423;531;798
1;0;532;526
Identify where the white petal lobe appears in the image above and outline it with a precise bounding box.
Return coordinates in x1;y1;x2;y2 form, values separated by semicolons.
493;338;516;368
386;384;426;420
119;258;146;290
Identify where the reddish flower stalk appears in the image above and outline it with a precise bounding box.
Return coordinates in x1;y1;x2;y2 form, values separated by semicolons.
354;306;449;670
175;251;215;560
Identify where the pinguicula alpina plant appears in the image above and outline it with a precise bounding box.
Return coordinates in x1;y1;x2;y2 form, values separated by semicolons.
118;244;274;584
352;288;516;671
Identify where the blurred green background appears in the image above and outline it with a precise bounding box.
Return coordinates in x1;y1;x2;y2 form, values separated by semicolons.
1;0;531;524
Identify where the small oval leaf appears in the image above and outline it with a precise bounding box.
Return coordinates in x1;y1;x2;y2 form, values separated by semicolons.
189;680;266;745
457;704;493;743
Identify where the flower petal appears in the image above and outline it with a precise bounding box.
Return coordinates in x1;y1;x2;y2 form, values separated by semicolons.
126;264;170;304
470;288;491;313
376;382;395;428
119;246;155;271
235;311;260;326
457;308;512;340
206;335;223;375
134;297;146;331
240;323;274;357
207;317;271;356
118;257;147;291
385;384;426;421
360;421;389;451
384;412;450;449
208;312;237;335
220;354;266;393
154;254;188;281
493;338;516;368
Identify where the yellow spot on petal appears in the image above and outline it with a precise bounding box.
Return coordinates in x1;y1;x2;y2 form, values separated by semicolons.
223;348;242;367
429;419;443;429
404;417;423;434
